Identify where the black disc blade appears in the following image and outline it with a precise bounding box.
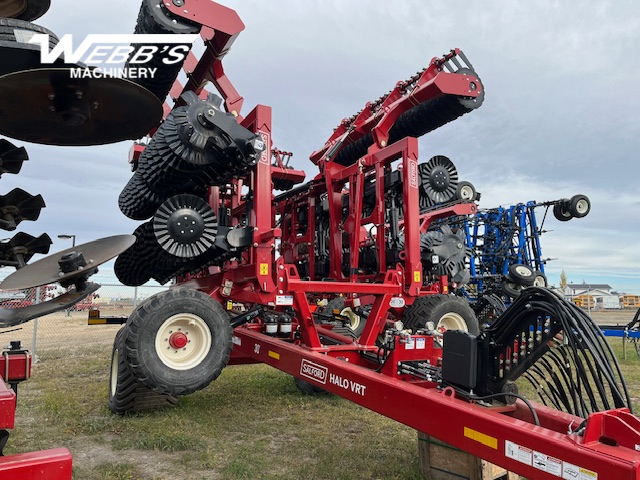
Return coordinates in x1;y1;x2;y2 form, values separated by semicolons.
0;68;162;146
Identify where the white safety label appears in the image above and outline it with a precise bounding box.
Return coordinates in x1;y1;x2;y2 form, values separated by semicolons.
275;295;294;306
505;440;597;479
506;440;532;466
533;451;562;477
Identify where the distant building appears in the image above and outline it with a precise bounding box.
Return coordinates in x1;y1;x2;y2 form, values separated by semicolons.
621;294;640;309
563;283;621;310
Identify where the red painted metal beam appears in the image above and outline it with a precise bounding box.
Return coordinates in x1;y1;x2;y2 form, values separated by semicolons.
231;327;640;480
0;380;15;430
0;448;72;480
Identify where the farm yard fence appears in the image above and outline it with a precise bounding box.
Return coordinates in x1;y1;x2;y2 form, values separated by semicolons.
0;283;169;361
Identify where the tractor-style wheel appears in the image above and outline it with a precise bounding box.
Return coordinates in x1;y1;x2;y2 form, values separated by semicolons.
507;264;535;286
108;327;179;414
124;288;232;396
553;200;572;222
402;295;479;337
569;194;590;219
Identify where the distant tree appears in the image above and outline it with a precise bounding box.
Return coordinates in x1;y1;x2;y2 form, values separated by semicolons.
560;271;567;289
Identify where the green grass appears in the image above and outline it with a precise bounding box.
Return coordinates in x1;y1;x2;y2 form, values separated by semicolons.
7;347;423;479
7;338;640;479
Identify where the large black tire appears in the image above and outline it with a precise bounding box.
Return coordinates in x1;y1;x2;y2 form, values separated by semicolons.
322;297;366;337
124;288;232;396
108;327;179;414
402;295;479;335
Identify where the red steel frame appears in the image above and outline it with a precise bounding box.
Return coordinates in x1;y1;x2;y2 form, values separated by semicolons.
0;352;73;480
158;2;640;478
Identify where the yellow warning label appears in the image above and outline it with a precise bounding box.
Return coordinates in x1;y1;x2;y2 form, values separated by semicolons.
268;351;280;360
414;271;421;283
464;427;498;450
260;263;269;275
580;467;598;479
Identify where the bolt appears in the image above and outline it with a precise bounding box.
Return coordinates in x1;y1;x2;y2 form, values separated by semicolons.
172;0;183;5
48;93;55;100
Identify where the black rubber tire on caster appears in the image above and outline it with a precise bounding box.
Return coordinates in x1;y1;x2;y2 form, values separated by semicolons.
506;264;535;286
553;200;572;222
124;288;232;396
503;282;522;299
455;181;477;202
402;294;479;335
322;297;366;337
532;272;548;288
108;327;179;414
568;194;590;219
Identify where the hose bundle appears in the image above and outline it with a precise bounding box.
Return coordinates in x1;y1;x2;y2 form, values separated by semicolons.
487;287;631;418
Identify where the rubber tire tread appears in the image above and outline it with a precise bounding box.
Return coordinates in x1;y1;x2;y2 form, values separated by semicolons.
124;288;232;396
402;294;479;335
109;327;179;414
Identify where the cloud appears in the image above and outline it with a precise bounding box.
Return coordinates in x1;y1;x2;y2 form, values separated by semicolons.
0;0;637;293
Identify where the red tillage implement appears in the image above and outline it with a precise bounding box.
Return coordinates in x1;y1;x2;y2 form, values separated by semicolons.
106;2;640;479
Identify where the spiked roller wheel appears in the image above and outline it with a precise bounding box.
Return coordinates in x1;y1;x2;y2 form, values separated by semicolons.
153;194;217;258
0;0;50;20
0;232;51;267
0;138;28;176
119;172;167;220
0;188;45;230
420;224;470;281
333;68;485;166
419;155;459;204
125;0;199;102
0;68;162;146
1;235;135;290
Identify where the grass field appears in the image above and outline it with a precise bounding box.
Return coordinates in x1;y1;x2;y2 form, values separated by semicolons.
5;310;640;480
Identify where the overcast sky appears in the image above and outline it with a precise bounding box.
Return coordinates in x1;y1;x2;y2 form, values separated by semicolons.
1;0;638;293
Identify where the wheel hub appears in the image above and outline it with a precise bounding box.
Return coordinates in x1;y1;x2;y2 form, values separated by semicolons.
168;331;189;350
